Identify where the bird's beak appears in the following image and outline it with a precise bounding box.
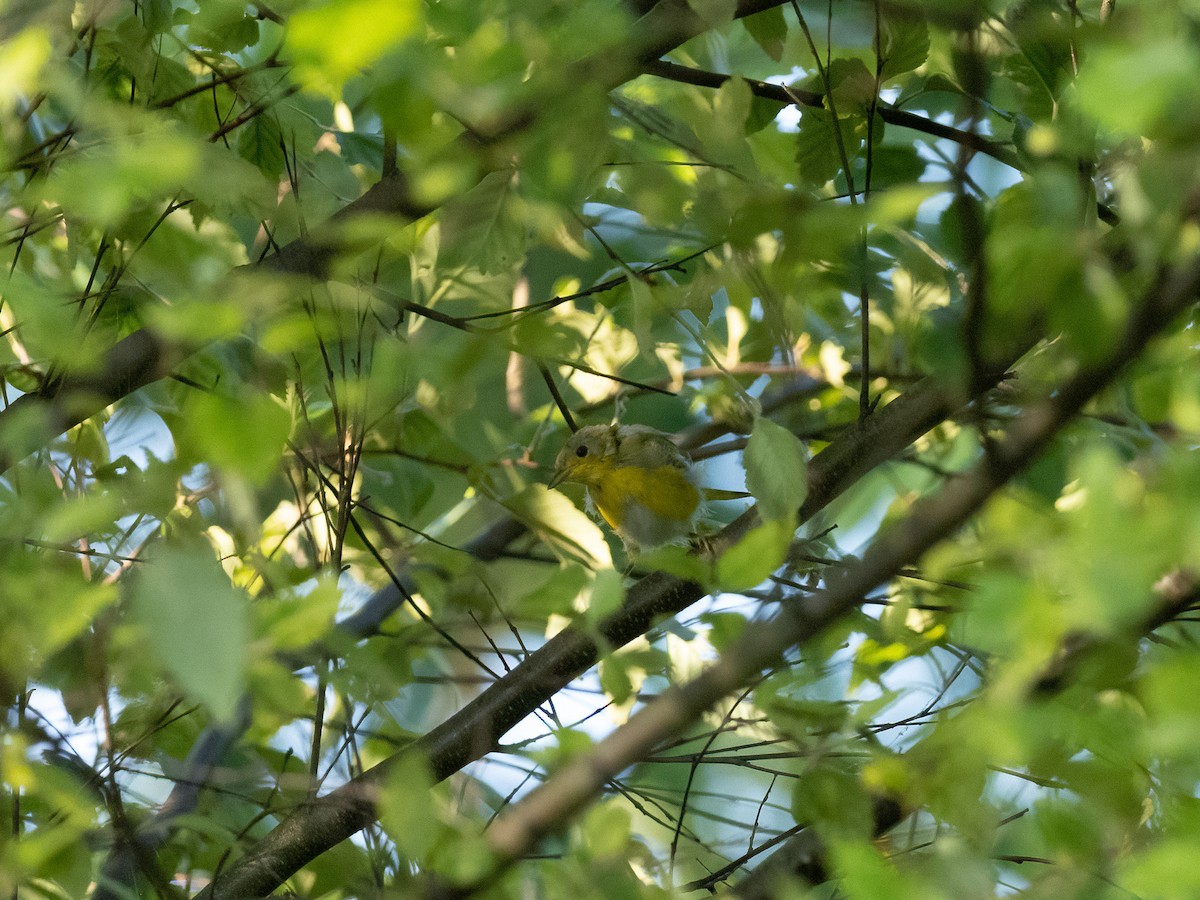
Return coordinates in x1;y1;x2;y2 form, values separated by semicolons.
547;467;569;490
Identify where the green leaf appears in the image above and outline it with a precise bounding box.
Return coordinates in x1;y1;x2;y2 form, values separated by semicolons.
701;76;758;174
39;491;124;544
143;55;196;107
509;484;613;568
289;0;422;93
1075;39;1200;136
747;94;786;133
582;801;632;859
831;842;923;899
1121;830;1200;900
429;831;501;884
867;144;929;189
1141;654;1200;757
1005;3;1075;101
141;0;172;33
637;543;713;584
133;544;248;721
438;170;526;274
598;655;634;704
627;275;656;355
380;753;440;861
40;126;200;228
716;519;793;590
742;5;787;61
1;559;115;684
183;390;292;486
255;577;340;650
879;13;930;81
186;12;259;53
585;568;626;624
612;95;706;163
238;114;285;179
513;566;590;620
795;107;849;187
745;417;808;521
701;611;748;652
687;0;737;29
828;57;877;109
531;728;595;772
792;762;873;841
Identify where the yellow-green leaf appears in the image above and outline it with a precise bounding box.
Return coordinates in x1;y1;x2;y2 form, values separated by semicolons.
716;518;793;590
745;417;808;521
289;0;421;94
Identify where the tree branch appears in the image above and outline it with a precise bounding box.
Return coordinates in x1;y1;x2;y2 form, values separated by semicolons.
0;0;793;474
94;369;827;899
194;364;995;898
640;59;1022;170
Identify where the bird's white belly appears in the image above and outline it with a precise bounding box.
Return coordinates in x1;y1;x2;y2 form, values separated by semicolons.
588;490;693;552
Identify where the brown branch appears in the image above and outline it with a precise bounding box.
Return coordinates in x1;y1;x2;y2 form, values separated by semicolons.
0;329;184;472
641;59;1022;170
723;797;905;897
1033;569;1200;696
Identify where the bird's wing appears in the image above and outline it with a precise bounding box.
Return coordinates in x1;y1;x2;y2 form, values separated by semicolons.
616;426;688;470
701;488;752;501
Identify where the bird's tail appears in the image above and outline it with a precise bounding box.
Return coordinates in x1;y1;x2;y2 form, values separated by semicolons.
702;488;752;501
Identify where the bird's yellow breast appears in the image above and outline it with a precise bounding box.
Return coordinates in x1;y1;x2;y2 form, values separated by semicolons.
588;464;700;532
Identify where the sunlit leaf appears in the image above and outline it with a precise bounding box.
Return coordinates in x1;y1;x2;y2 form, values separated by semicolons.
585;567;626;624
289;0;421;93
510;484;614;568
745;416;808;521
716;518;792;590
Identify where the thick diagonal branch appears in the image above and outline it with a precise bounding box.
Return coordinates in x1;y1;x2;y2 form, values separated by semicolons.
448;254;1200;895
194;367;985;898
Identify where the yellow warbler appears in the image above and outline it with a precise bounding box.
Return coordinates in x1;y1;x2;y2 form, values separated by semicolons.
549;424;746;554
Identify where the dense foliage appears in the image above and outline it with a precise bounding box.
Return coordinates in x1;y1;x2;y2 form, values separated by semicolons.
2;0;1199;897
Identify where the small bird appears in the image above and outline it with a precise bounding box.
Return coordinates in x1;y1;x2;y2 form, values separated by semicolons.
549;423;747;554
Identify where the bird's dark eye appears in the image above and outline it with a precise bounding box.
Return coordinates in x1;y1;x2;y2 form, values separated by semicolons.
575;445;589;458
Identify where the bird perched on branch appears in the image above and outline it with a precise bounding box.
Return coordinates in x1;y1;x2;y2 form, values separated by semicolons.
549;423;747;554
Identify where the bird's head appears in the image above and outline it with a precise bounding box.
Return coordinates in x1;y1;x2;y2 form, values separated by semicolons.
549;425;619;489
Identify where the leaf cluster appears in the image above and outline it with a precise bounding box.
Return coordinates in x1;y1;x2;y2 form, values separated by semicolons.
1;1;1200;899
